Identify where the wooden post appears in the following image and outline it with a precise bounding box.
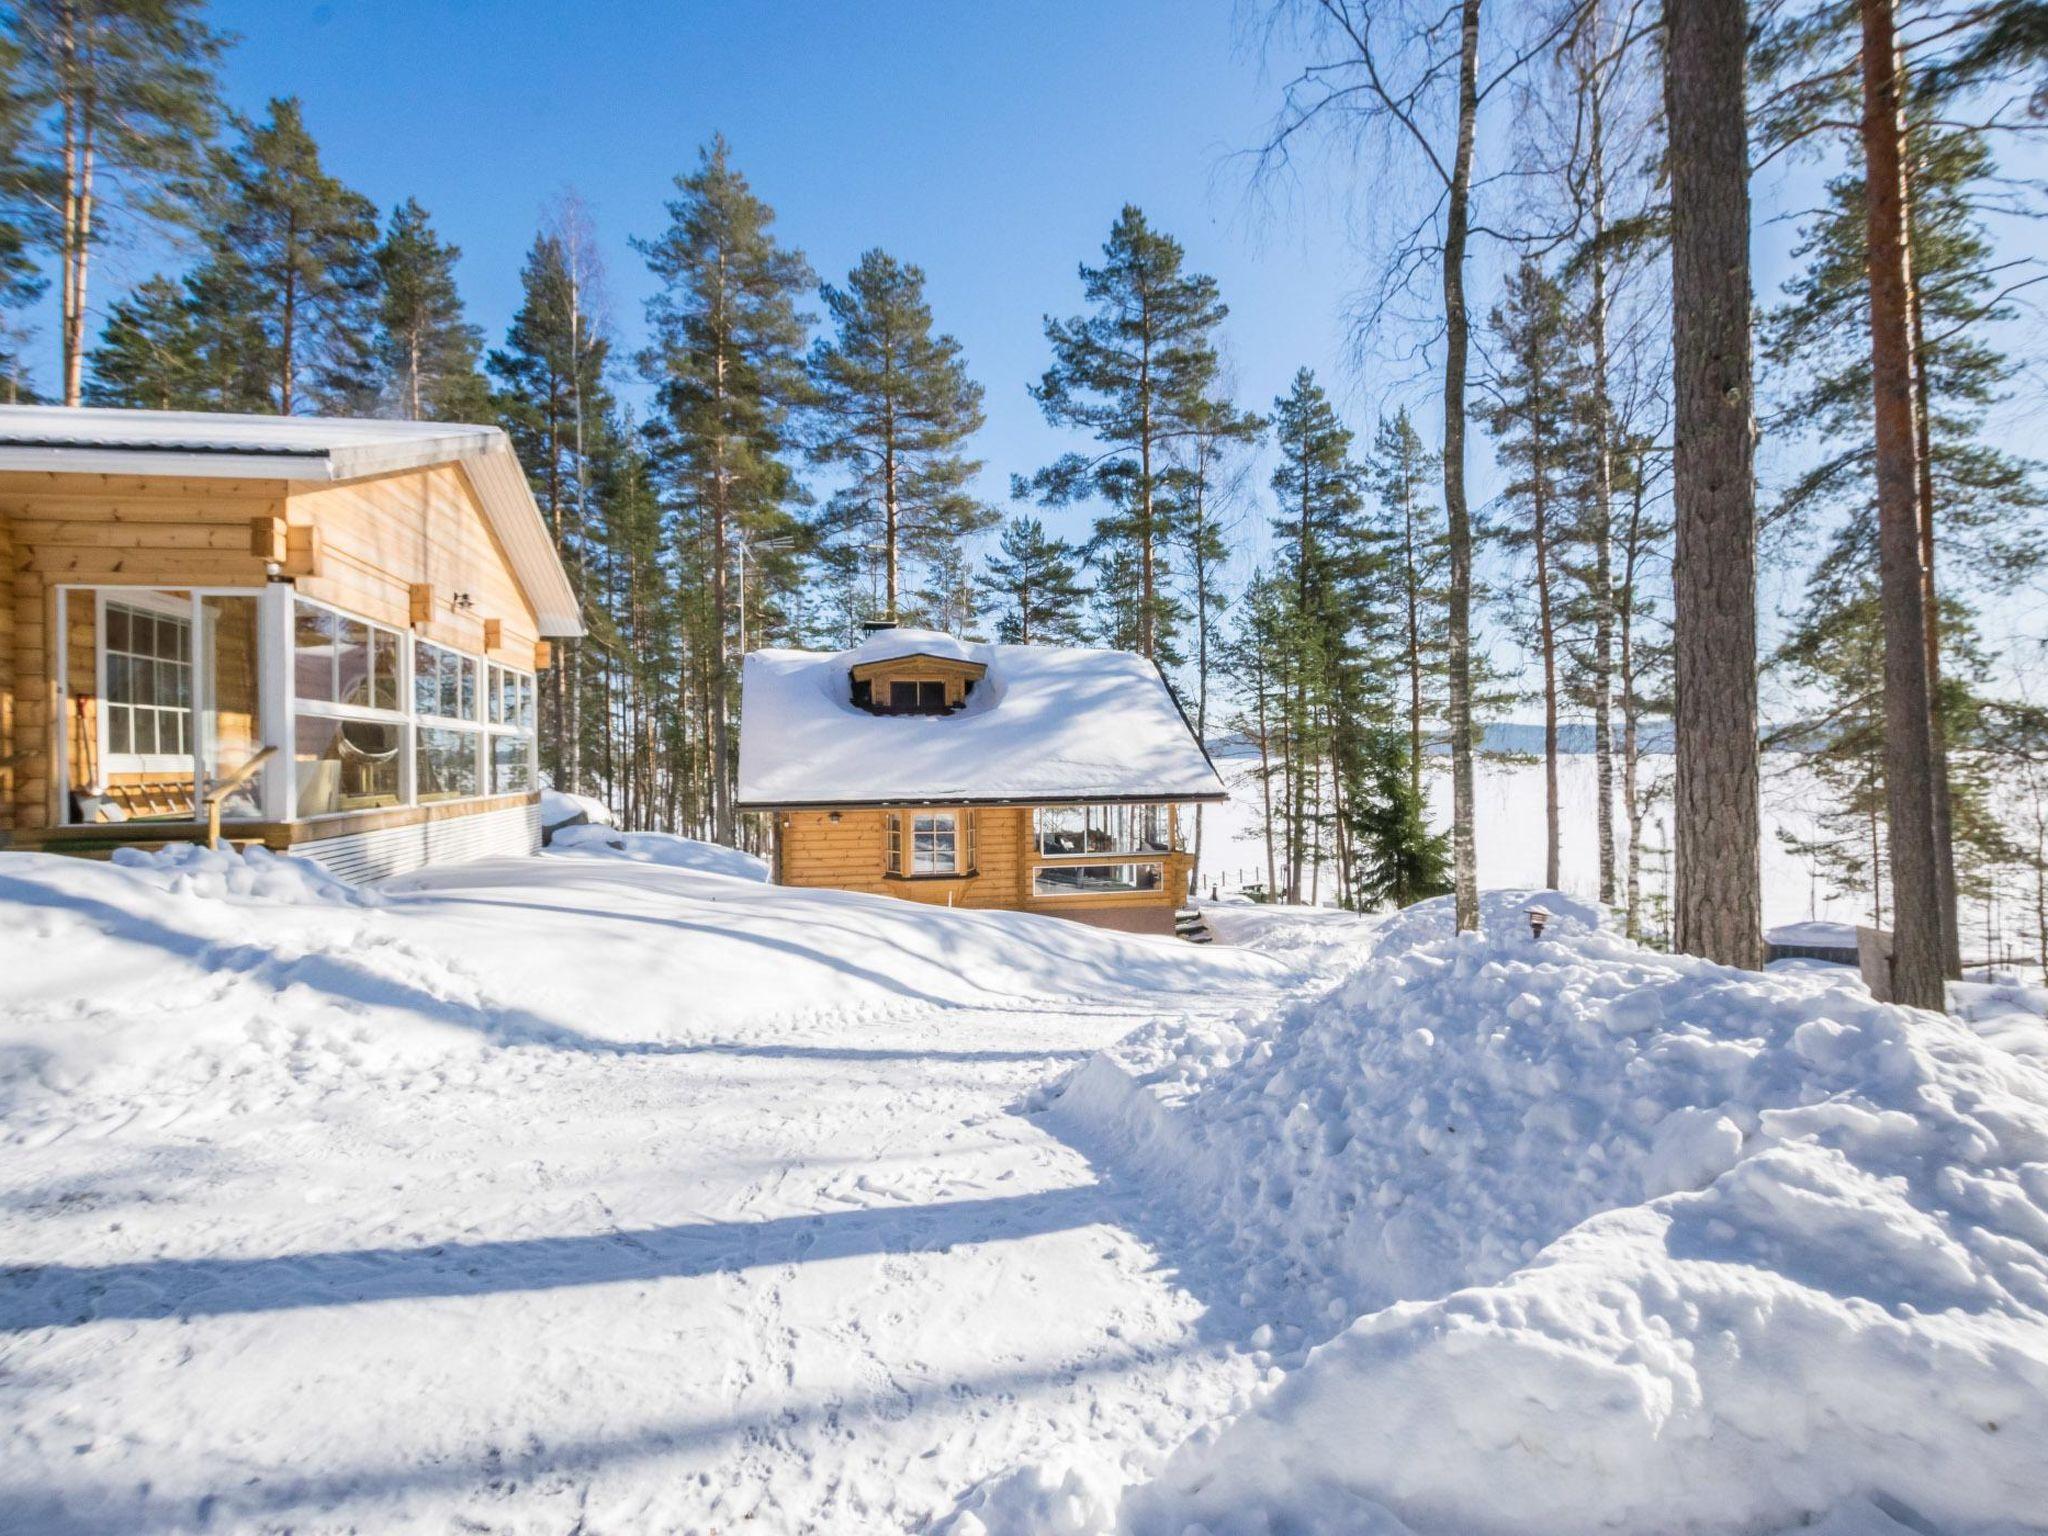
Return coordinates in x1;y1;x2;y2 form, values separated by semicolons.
409;583;436;628
482;617;503;652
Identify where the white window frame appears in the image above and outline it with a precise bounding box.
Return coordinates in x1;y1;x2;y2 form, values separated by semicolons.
885;809;976;878
485;662;538;796
290;593;411;820
411;636;485;805
1032;804;1175;860
57;584;287;826
96;589;197;776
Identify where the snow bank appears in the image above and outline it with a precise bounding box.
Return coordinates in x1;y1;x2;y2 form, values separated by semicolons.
545;825;768;880
539;786;615;832
1040;891;2048;1535
109;841;376;906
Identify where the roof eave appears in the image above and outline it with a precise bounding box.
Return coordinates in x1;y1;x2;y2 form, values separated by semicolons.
736;788;1231;812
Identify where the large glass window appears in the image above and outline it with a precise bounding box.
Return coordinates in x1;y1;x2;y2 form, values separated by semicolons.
1033;804;1173;858
294;599;400;710
1033;862;1164;897
414;640;478;722
417;726;481;802
294;717;402;816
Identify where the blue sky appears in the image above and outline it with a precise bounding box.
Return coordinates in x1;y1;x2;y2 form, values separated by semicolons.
36;0;2048;671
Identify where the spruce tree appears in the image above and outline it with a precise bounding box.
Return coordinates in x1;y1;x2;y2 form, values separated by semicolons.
976;516;1088;644
376;197;490;421
84;273;201;408
1023;206;1247;660
808;249;993;625
201;99;380;414
636;136;812;844
5;0;225;404
1364;408;1447;801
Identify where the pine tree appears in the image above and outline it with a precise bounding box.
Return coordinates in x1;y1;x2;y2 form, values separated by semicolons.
1486;258;1592;893
636;136;812;844
5;0;225;404
1023;206;1246;661
0;31;46;398
1350;731;1452;909
375;197;490;421
976;516;1088;644
84;273;201;408
492;218;615;793
1665;0;1765;969
201;99;380;414
808;249;993;626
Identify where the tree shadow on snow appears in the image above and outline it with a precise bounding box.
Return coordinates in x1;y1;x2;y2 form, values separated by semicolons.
0;1184;1111;1332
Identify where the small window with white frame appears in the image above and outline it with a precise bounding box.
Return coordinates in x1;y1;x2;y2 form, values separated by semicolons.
413;639;482;803
885;809;975;876
101;594;193;770
486;663;536;794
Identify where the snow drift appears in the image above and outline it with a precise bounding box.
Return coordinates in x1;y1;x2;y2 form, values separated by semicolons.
1039;890;2048;1535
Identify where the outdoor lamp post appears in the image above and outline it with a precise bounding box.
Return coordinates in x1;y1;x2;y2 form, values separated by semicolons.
1527;905;1552;941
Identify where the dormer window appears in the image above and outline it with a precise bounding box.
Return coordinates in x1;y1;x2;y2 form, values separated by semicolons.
849;651;988;716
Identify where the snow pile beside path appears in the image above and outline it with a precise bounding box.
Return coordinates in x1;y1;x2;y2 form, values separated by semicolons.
546;825;768;880
540;785;615;832
109;842;376;905
1043;890;2048;1535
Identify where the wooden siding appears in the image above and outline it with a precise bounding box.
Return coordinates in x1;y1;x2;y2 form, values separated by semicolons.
287;462;542;669
2;462;548;835
775;804;1194;920
0;472;283;831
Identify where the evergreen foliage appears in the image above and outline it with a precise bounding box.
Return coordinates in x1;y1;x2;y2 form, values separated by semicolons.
636;136;813;840
375;197;490;421
976;516;1089;644
84;273;202;408
1022;205;1247;661
808;249;993;625
200;98;381;414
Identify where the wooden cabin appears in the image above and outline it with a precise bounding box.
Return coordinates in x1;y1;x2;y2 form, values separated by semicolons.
0;406;582;882
736;626;1226;935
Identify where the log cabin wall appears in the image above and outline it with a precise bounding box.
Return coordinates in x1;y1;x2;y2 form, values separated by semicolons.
775;805;1194;927
3;461;545;834
0;471;285;830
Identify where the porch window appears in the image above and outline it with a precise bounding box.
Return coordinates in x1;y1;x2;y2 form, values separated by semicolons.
487;664;536;794
1033;861;1164;896
293;597;406;817
1032;804;1173;858
413;641;481;802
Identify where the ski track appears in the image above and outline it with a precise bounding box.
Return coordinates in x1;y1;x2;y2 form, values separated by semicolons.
0;866;1342;1535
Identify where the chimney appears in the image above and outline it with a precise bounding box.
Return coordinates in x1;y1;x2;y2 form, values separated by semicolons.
861;618;899;635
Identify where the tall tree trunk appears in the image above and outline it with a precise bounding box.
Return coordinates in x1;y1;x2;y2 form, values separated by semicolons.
1256;668;1278;899
1404;466;1425;802
1444;0;1483;932
1586;40;1619;906
1905;174;1961;978
1860;0;1945;1009
1620;463;1647;942
1535;491;1561;890
1664;0;1763;968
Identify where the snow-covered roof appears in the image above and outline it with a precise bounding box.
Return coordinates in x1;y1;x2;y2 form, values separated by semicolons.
736;628;1226;807
0;406;582;636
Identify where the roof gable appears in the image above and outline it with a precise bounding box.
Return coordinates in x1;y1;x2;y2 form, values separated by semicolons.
0;406;581;636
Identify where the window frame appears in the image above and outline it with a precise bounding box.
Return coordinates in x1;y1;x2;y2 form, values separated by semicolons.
291;593;414;817
1032;803;1176;860
884;808;978;879
485;662;537;796
97;590;196;776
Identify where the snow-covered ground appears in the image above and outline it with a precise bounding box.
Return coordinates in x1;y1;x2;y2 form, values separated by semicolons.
0;841;1360;1534
5;841;2047;1535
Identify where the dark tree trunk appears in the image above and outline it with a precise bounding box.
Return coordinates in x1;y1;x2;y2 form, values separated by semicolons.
1860;0;1946;1009
1444;0;1482;932
1664;0;1764;969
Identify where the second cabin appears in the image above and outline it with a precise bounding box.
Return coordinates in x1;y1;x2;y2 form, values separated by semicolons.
735;625;1226;935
